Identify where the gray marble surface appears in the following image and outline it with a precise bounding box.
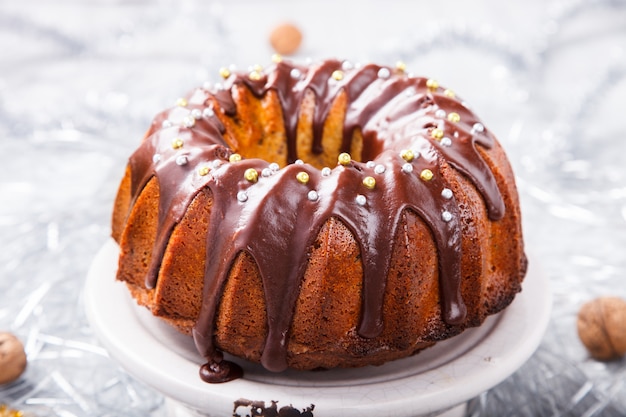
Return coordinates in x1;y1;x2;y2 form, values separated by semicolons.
1;0;626;415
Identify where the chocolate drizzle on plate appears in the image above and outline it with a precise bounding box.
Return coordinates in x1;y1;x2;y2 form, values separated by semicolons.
126;58;505;383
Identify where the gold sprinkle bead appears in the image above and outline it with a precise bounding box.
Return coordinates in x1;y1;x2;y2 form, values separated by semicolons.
198;166;210;176
420;169;434;181
296;171;310;184
244;168;259;183
444;89;455;98
400;149;414;162
363;176;376;189
331;70;344;81
395;61;407;72
271;53;283;63
219;67;231;79
338;152;351;165
426;79;439;90
431;128;444;140
176;97;188;107
172;138;184;149
229;153;242;163
447;112;461;123
249;70;262;81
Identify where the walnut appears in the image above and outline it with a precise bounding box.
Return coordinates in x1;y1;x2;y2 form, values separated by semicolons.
577;297;626;360
0;332;27;384
269;23;303;56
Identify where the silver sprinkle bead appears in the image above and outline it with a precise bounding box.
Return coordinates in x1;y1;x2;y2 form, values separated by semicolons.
152;154;161;163
176;155;188;166
355;194;367;206
307;190;319;201
162;119;173;128
295;159;304;165
203;107;215;118
401;163;413;173
366;161;376;168
269;162;280;172
237;191;248;202
440;137;452;147
377;67;391;79
374;164;386;174
435;109;446;119
182;115;196;128
341;60;353;70
261;168;272;177
290;68;302;79
471;122;485;133
442;211;453;222
321;167;332;176
191;108;202;119
441;188;453;199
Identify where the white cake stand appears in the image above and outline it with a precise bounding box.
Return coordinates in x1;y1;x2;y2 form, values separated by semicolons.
85;239;551;417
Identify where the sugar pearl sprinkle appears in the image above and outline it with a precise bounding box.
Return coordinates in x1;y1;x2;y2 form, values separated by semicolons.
362;176;376;189
440;137;452;147
269;162;280;172
420;169;434;181
338;152;351;166
229;153;242;163
441;188;453;199
296;171;310;184
176;154;188;166
395;61;407;72
401;163;413;173
374;164;386;174
182;115;196;128
426;79;439;90
290;68;302;79
366;161;376;168
152;154;161;163
444;89;455;98
431;128;444;140
441;211;453;222
447;112;461;123
237;191;248;202
400;149;414;162
244;168;259;183
321;167;332;176
307;190;319;201
219;67;231;79
176;97;188;107
191;108;203;120
172;138;184;149
162;119;173;128
377;67;391;79
294;159;304;165
203;107;215;118
355;194;367;206
331;70;344;81
198;166;210;176
261;168;272;177
435;109;447;119
471;122;485;133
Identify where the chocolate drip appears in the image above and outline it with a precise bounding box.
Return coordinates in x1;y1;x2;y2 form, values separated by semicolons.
127;59;506;382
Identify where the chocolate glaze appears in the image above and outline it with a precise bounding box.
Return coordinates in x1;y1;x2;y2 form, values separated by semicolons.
126;59;505;382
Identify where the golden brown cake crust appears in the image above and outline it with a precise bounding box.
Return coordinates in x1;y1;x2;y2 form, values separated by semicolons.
112;58;527;382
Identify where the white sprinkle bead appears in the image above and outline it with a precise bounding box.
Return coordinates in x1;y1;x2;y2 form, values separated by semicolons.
441;188;453;199
182;115;196;128
162;119;173;128
366;160;376;168
295;159;304;165
377;67;391;79
341;60;353;70
290;68;302;79
203;81;212;90
355;194;367;206
269;162;280;172
321;167;332;176
212;160;223;169
307;190;319;201
237;191;248;202
176;155;188;166
471;122;485;133
152;154;161;163
214;83;224;91
442;211;453;222
405;89;415;97
440;137;452;147
203;107;215;118
401;163;414;173
261;168;272;177
435;109;446;119
374;164;386;174
191;108;202;119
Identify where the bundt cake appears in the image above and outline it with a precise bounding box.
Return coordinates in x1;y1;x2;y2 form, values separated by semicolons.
111;57;527;383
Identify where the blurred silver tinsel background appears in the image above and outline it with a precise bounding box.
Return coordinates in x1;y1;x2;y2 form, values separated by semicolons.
1;0;626;415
